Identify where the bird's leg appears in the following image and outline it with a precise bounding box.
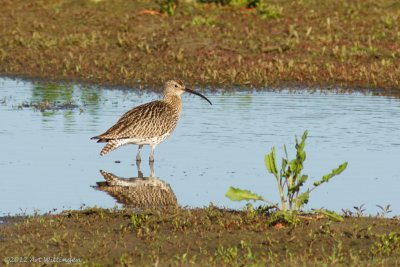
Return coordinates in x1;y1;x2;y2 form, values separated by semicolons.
136;159;143;178
149;160;156;178
136;144;143;162
149;145;156;162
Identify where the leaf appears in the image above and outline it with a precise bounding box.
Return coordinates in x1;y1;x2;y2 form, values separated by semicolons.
298;150;306;163
281;158;288;171
314;209;344;222
289;159;297;172
295;190;309;209
332;162;348;175
301;130;308;142
289;175;308;193
225;187;264;202
314;162;348;187
299;174;308;184
283;144;288;160
295;130;307;151
265;148;278;175
288;175;293;189
313;180;322;187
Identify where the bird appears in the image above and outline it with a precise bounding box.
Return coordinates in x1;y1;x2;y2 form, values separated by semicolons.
91;80;212;162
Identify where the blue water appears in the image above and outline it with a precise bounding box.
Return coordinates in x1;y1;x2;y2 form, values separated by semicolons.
1;77;399;215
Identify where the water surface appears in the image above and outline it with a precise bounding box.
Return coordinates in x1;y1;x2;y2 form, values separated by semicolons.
1;78;399;215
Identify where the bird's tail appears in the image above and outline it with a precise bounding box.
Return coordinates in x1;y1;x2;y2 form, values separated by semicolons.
91;135;108;143
100;139;128;156
99;170;119;184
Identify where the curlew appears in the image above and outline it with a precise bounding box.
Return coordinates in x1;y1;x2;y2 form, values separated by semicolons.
91;80;212;162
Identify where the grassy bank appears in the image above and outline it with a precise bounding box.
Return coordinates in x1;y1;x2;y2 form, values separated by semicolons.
1;207;400;266
0;0;399;91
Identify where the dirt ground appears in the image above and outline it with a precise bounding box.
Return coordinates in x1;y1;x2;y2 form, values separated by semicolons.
1;207;400;266
0;0;399;92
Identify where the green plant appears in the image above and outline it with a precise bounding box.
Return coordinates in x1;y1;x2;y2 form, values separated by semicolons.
313;209;343;222
376;204;392;217
258;4;283;19
371;232;400;256
226;131;348;213
353;204;366;217
381;15;396;29
130;212;148;229
172;216;192;231
268;210;300;225
230;0;260;8
215;245;238;263
197;0;231;5
191;16;216;26
157;0;178;16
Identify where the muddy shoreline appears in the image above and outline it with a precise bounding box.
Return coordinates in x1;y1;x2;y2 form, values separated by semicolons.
1;0;399;93
3;74;400;101
1;207;400;266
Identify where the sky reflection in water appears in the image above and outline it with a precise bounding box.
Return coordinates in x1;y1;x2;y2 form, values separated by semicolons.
0;77;399;215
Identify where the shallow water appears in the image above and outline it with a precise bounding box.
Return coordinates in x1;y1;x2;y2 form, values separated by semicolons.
1;77;399;216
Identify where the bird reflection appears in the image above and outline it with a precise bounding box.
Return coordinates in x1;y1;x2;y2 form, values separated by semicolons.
94;161;177;209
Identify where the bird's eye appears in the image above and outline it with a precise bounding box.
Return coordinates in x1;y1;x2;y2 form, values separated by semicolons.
175;85;178;88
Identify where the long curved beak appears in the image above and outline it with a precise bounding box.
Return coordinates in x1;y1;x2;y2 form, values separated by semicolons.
184;88;212;105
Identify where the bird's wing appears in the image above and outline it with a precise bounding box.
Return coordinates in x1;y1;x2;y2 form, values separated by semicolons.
96;101;179;140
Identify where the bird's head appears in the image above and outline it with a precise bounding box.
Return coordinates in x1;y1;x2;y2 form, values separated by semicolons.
164;80;212;105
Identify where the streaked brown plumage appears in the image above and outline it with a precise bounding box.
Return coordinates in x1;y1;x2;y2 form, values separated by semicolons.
95;162;178;209
91;80;212;161
96;173;178;209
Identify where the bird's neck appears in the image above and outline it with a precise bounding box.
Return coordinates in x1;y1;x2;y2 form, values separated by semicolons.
164;94;182;113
